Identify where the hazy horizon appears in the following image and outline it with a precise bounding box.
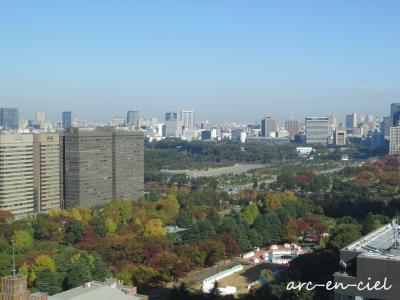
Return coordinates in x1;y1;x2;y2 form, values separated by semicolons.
1;1;399;123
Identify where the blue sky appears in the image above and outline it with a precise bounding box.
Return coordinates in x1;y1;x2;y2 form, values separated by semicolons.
1;1;399;123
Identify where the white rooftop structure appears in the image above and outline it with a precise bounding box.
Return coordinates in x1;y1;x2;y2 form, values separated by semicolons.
49;280;147;300
344;220;400;259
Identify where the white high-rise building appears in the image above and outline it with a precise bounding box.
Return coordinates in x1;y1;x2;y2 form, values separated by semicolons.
36;112;46;129
0;134;35;217
389;126;400;154
181;110;195;130
305;117;330;145
0;133;62;218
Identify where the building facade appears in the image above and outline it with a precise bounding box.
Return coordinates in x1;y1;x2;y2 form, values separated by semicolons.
62;127;144;209
181;110;194;130
389;126;400;155
36;112;46;129
346;113;358;134
165;111;179;121
0;134;35;217
261;117;278;138
334;129;347;146
127;110;140;128
62;111;72;129
0;108;19;130
391;103;400;126
285;119;301;140
305;117;329;145
334;221;400;300
33;134;61;213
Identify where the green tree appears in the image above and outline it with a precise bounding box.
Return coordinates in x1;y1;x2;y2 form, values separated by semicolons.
11;230;33;252
91;253;109;281
67;262;92;288
0;252;12;277
36;267;62;295
241;203;259;225
330;223;362;249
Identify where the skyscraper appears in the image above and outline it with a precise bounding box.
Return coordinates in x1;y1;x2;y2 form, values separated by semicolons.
346;113;358;133
165;111;179;121
181;110;194;130
0;108;19;130
36;112;46;129
127;110;140;128
261;117;278;137
165;111;183;137
0;133;62;218
33;134;61;212
285;119;301;140
0;134;34;217
382;116;393;140
305;117;329;145
391;103;400;126
62;111;72;129
62;127;144;209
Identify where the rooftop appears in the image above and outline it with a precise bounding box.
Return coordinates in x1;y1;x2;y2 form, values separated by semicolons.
48;281;146;300
344;220;400;259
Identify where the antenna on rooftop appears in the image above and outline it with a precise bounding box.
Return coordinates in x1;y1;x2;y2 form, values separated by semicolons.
393;217;399;250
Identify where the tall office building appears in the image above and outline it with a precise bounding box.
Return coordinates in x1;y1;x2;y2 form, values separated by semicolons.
285;119;301;140
391;103;400;126
36;112;46;129
389;126;400;155
345;112;358;133
165;119;183;137
181;110;195;130
63;127;144;209
261;117;278;137
0;134;34;217
127;110;140;128
165;111;183;137
0;133;62;217
33;134;61;212
334;128;347;146
0;108;19;130
62;111;72;129
165;111;179;121
305;117;329;145
382;116;393;140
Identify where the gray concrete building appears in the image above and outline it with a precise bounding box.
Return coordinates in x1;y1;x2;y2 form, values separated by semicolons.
334;221;400;300
261;116;278;137
62;127;144;209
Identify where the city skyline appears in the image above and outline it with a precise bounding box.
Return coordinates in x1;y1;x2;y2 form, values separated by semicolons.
1;1;400;122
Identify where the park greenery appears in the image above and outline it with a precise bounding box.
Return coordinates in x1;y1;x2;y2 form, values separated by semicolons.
0;152;398;300
144;140;298;174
